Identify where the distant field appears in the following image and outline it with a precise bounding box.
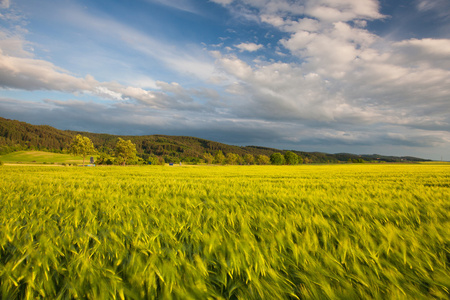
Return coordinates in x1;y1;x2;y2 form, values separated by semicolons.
0;164;449;299
418;161;450;165
0;151;96;164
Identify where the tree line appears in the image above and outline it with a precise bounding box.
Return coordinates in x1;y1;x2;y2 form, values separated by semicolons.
71;135;308;166
202;150;304;165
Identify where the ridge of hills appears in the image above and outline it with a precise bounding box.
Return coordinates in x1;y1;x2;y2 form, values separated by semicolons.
0;117;430;163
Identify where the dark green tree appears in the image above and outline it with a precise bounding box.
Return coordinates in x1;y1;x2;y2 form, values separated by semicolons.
96;153;114;165
284;151;298;165
270;153;285;165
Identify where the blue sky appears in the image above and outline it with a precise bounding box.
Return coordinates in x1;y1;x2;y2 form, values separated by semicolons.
0;0;449;160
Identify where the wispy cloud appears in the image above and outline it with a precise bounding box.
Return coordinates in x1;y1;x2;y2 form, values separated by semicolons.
145;0;202;15
54;4;216;81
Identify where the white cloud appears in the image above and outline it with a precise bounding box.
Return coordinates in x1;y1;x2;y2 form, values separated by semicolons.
234;42;263;52
392;38;450;69
416;0;450;17
210;0;234;5
218;55;253;79
208;0;450;142
0;32;34;58
0;0;10;9
0;41;211;111
304;0;384;22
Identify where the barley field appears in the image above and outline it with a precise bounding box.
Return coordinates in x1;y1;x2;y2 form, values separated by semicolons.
0;164;449;299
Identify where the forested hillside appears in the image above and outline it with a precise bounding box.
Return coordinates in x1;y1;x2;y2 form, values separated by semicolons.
0;117;430;163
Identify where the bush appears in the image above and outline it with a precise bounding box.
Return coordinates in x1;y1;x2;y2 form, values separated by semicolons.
0;160;3;166
270;153;285;165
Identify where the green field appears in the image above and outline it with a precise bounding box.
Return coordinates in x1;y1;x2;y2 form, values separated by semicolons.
0;164;449;299
0;151;95;165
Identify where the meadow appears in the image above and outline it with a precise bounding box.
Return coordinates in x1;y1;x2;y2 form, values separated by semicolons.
0;164;449;299
0;151;89;165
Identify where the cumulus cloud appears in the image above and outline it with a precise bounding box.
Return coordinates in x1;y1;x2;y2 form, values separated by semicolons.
304;0;384;22
209;0;450;147
235;42;263;52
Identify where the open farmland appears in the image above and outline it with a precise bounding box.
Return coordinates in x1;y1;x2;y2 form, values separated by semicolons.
0;164;449;299
0;151;89;165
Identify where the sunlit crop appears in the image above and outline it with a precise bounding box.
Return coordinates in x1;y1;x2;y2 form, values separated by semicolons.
1;164;449;299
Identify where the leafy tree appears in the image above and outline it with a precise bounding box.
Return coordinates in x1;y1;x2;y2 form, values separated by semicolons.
297;155;303;164
243;154;255;165
147;155;159;165
69;134;96;166
226;152;239;165
203;153;214;164
256;155;270;165
96;153;114;165
284;151;298;165
237;155;244;165
214;150;226;165
270;153;285;165
115;138;137;166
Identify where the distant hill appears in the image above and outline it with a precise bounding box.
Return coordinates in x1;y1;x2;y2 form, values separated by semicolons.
0;117;431;163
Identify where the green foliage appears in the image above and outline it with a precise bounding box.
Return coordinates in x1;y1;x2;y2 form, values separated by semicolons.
96;153;114;165
270;152;285;165
146;155;159;165
203;153;214;164
214;150;226;165
0;160;3;166
225;152;240;165
115;138;137;166
284;151;299;165
0;165;449;298
69;135;96;166
256;154;270;165
243;154;255;165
